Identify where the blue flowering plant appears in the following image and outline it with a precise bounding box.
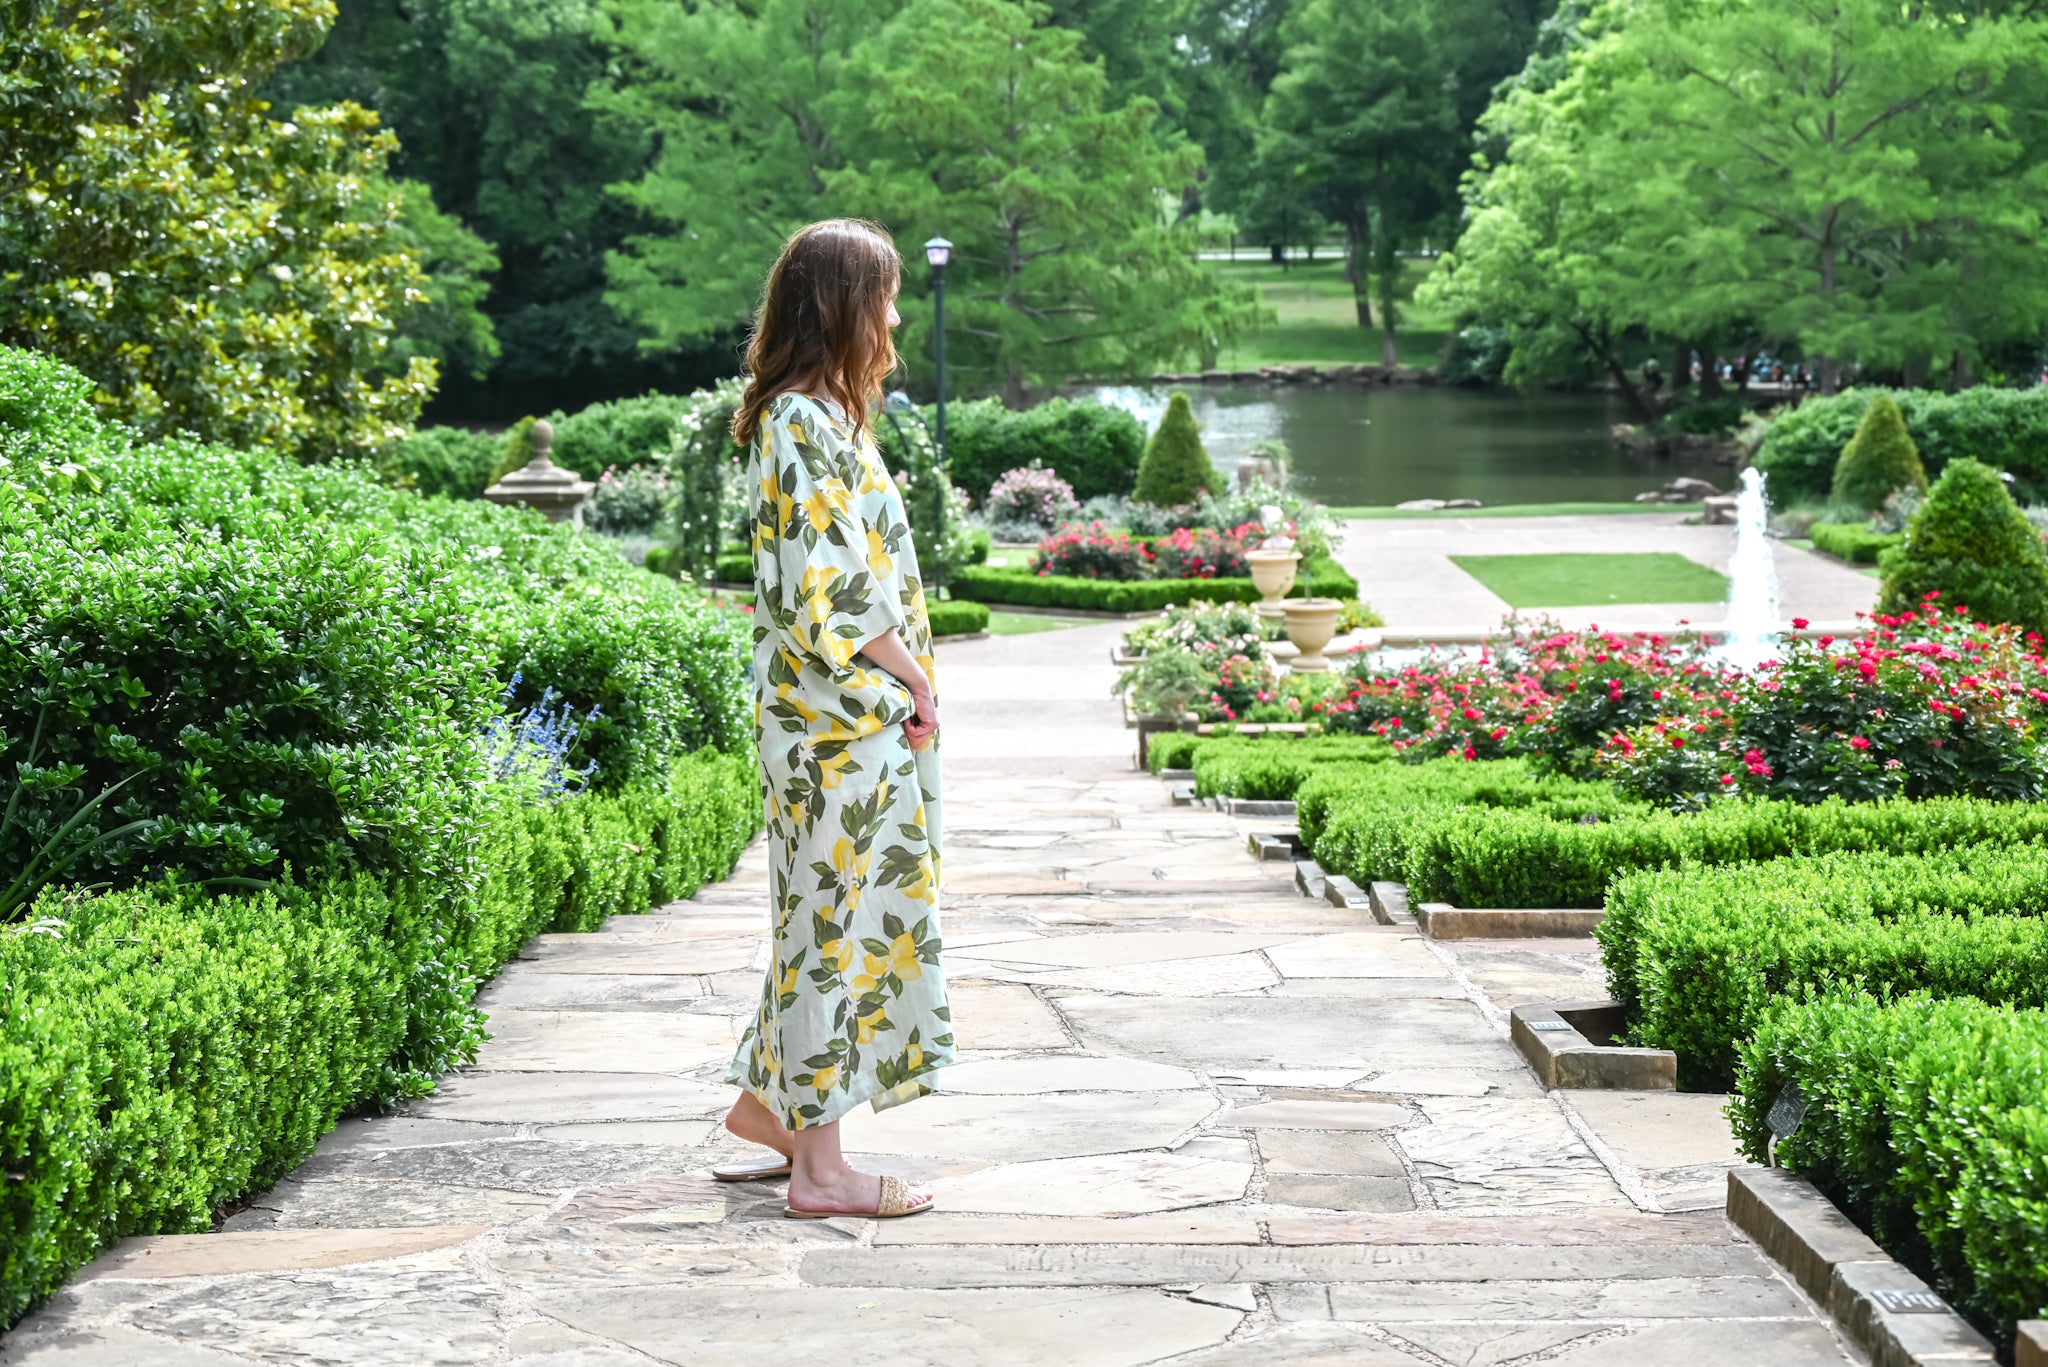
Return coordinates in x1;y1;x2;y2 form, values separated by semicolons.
480;675;600;804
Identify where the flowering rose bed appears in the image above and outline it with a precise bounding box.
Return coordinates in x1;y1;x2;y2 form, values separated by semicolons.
1032;519;1265;581
1308;599;2048;807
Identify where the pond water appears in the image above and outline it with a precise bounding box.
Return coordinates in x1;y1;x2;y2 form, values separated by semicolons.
1095;383;1730;508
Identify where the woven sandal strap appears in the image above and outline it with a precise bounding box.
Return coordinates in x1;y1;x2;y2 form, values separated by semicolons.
878;1174;910;1217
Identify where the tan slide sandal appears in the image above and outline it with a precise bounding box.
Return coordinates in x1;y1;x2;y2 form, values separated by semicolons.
784;1174;933;1220
711;1156;793;1183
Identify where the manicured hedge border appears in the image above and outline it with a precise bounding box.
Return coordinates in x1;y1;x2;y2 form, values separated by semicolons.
952;559;1359;613
927;600;991;637
1183;736;1393;800
1301;759;1639;880
1808;521;1900;564
1600;846;2048;1087
1733;994;2048;1350
1379;791;2048;908
0;749;758;1326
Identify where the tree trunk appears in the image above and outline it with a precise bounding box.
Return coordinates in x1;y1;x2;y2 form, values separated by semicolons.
1577;322;1656;423
1672;339;1692;395
1003;362;1026;410
1269;242;1285;265
1345;214;1374;329
1374;226;1400;368
1699;357;1725;400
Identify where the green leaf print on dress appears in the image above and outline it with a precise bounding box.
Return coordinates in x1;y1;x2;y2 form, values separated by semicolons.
726;393;954;1129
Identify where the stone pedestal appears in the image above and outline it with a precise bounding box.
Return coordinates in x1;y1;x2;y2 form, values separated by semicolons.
483;419;594;528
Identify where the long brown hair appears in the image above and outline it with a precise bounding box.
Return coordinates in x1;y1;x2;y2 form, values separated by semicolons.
731;218;901;448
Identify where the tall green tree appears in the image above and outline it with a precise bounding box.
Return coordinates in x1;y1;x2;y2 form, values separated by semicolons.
271;0;717;417
834;0;1262;404
1;0;439;458
603;0;1259;404
596;0;895;348
1260;0;1458;365
1438;0;2048;394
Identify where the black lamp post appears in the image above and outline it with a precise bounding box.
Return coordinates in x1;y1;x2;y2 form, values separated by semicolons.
924;237;951;461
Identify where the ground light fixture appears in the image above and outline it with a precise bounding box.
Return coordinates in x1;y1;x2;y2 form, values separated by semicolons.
924;235;952;592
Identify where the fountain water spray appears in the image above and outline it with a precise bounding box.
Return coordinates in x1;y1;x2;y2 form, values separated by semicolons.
1718;466;1781;671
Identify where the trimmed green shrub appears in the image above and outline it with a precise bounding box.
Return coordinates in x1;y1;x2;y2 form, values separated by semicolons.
0;882;404;1325
952;560;1357;613
1146;730;1204;773
1755;384;2048;504
1807;520;1900;565
1604;847;2048;1088
547;393;685;480
942;396;1146;502
1;513;501;894
1133;392;1221;508
0;748;757;1327
927;600;991;637
1191;736;1393;801
1878;457;2048;634
715;549;754;584
1304;759;1633;884
1830;394;1927;512
1404;791;2048;910
1732;995;2048;1348
387;425;500;500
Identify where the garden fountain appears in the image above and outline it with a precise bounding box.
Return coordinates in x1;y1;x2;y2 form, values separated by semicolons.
1718;466;1781;671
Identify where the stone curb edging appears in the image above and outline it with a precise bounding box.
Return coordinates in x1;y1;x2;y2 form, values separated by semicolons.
930;630;990;644
1367;881;1416;928
1727;1167;1996;1367
1322;872;1371;911
1246;830;1304;863
2021;1323;2047;1367
1509;1001;1676;1091
1414;902;1605;940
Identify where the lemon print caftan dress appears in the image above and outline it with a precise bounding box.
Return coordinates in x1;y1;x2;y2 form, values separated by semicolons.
725;393;954;1129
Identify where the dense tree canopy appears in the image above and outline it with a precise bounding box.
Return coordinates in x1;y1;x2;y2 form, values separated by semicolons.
0;0;446;458
602;0;1260;405
1431;0;2048;393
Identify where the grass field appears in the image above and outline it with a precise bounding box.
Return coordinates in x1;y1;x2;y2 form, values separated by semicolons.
1449;552;1730;607
1330;502;1682;520
985;610;1093;635
1214;256;1452;371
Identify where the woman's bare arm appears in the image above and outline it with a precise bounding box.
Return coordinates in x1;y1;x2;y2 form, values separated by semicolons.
857;628;938;750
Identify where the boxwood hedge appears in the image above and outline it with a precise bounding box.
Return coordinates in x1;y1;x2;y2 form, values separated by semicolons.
1732;994;2048;1350
1601;846;2048;1088
0;347;762;1325
1185;735;1393;800
953;558;1358;613
1807;520;1900;564
1389;792;2048;909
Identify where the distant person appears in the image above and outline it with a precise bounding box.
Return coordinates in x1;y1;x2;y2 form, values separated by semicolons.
716;218;950;1221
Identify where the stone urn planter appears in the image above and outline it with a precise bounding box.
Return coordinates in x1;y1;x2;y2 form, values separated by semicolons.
1282;597;1342;673
1245;548;1301;619
483;419;594;528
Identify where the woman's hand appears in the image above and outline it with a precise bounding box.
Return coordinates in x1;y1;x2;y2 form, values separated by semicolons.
903;685;939;752
855;627;938;752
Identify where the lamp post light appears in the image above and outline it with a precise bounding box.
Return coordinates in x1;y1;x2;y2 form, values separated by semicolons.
923;236;952;595
923;237;951;459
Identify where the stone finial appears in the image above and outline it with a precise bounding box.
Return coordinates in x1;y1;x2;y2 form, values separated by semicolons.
482;417;594;528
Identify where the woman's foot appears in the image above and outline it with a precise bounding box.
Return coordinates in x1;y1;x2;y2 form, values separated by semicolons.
786;1168;933;1218
722;1092;794;1159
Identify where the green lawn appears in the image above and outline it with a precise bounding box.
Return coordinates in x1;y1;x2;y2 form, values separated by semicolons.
1213;256;1451;371
1449;552;1730;607
985;609;1093;635
1331;502;1681;520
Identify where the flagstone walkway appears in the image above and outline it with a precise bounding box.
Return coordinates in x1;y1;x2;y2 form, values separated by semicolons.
3;622;1858;1366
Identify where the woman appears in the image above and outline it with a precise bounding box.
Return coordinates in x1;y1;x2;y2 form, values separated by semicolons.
716;219;952;1220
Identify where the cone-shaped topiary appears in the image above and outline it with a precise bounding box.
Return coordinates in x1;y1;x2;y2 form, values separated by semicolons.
1133;392;1220;507
1877;457;2048;634
1831;394;1927;512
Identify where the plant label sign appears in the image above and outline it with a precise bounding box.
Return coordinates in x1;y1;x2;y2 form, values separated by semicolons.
1870;1287;1949;1315
1766;1081;1807;1142
1528;1020;1573;1032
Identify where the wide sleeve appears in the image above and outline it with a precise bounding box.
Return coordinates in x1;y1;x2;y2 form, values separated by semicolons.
763;408;907;678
